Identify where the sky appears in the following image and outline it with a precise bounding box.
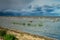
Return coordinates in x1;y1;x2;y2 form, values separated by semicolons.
0;0;60;16
30;0;60;6
0;0;60;10
0;0;33;10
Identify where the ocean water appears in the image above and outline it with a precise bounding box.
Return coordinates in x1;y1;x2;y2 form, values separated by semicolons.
0;17;60;40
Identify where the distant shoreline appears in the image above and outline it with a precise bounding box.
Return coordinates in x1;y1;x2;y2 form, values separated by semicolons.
0;16;60;18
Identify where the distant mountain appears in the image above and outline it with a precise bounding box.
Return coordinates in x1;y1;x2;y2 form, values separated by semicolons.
0;5;60;16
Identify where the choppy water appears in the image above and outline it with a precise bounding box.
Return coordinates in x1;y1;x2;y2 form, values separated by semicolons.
0;17;60;40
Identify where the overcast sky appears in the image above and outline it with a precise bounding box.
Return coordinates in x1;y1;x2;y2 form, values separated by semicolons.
0;0;33;10
0;0;60;10
31;0;60;6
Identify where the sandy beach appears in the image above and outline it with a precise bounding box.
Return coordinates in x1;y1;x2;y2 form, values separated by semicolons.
0;27;55;40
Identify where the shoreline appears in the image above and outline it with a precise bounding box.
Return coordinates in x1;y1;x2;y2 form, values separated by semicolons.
0;27;56;40
0;16;60;18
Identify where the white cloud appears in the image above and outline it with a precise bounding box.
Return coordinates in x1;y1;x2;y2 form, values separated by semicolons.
30;0;60;6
